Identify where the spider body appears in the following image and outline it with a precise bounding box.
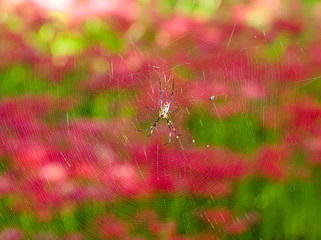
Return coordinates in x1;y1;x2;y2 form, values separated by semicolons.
136;79;180;144
159;102;170;118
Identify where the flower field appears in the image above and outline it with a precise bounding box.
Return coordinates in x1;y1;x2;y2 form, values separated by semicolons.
0;0;321;239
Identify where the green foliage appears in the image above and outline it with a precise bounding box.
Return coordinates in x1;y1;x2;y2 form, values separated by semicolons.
187;110;265;153
85;19;124;53
0;66;46;96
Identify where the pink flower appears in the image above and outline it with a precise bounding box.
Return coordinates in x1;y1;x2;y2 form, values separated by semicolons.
198;208;260;236
259;106;283;129
288;99;321;131
72;163;100;180
149;221;177;237
198;208;232;226
188;179;231;197
240;82;265;100
148;173;175;191
38;162;68;184
157;16;202;46
225;211;260;236
103;163;145;196
94;215;127;238
185;81;231;104
273;18;304;36
0;228;23;240
304;136;321;165
22;179;63;207
0;175;15;195
0;96;53;120
225;220;248;236
13;141;48;169
187;149;249;180
255;145;290;181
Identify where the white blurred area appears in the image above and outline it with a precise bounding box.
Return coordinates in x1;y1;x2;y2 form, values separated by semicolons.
1;0;137;20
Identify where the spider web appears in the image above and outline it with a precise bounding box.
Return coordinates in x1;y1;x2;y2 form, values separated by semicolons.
1;1;321;239
107;29;321;238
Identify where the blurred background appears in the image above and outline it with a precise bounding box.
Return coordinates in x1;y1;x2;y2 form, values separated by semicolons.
0;0;321;239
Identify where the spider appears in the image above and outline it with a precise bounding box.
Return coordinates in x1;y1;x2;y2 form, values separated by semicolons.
136;78;180;145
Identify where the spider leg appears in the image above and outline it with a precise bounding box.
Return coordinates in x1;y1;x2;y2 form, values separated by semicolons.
169;79;175;105
168;118;180;136
163;118;173;145
163;132;172;145
159;78;163;108
145;105;157;111
147;117;160;136
135;117;160;135
169;107;179;114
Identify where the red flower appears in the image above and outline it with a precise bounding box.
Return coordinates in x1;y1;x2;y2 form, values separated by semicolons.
225;211;260;236
94;215;127;239
38;162;68;184
225;220;248;236
188;179;231;198
102;163;146;196
0;175;15;196
288;99;321;131
13;141;48;169
148;173;175;191
198;207;232;226
255;145;290;181
273;18;304;36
